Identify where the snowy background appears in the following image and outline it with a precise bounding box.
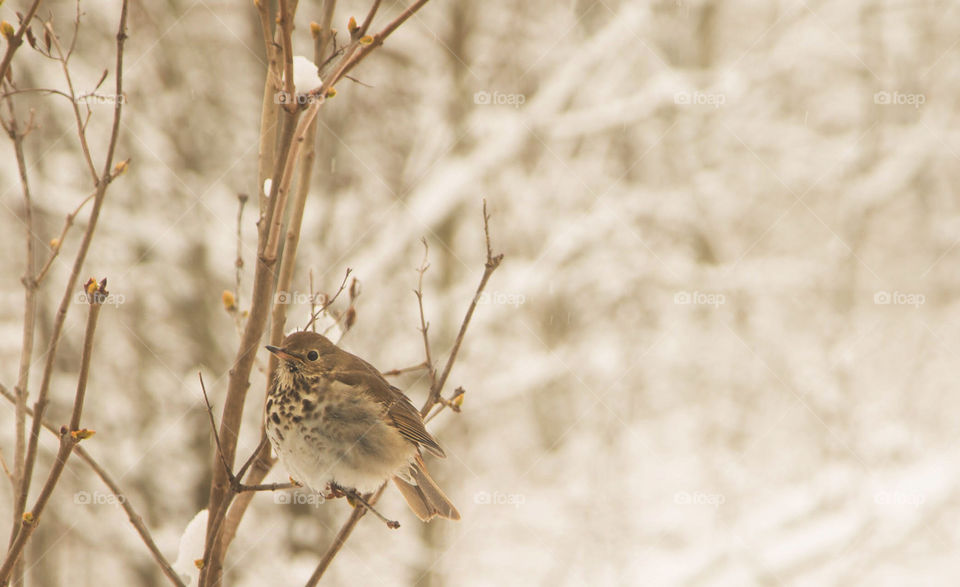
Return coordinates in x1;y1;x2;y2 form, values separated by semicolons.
2;0;960;585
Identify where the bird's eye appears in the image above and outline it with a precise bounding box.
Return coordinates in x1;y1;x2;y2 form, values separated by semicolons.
307;350;319;361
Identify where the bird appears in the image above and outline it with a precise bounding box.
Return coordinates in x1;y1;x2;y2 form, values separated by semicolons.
265;331;460;521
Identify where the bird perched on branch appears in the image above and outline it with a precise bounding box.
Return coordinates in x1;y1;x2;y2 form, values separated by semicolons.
265;331;460;521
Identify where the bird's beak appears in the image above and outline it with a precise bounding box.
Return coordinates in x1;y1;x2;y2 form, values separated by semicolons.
265;345;303;363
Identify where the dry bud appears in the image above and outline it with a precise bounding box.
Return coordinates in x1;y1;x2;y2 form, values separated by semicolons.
222;290;237;313
194;559;204;570
113;158;129;176
345;306;356;329
70;429;96;440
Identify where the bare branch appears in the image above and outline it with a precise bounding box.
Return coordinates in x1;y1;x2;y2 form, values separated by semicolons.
428;200;503;406
0;279;106;581
415;238;438;390
0;384;185;586
305;485;387;587
303;268;353;331
317;0;337;65
308;201;502;582
35;188;96;284
277;0;296;108
0;0;43;82
4;102;37;586
44;19;99;184
9;0;129;566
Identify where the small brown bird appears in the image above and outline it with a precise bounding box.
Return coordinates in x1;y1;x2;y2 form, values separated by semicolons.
265;331;460;521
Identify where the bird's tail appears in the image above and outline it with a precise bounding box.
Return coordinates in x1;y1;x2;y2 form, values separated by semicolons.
393;456;460;521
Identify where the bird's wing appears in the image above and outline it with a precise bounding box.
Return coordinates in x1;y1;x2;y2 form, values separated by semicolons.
331;369;446;458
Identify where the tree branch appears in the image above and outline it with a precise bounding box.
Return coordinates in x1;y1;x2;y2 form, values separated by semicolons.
0;0;43;82
8;0;129;570
306;201;502;583
0;279;106;583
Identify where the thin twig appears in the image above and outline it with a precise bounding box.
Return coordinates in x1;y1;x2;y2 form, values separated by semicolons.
255;0;280;214
317;0;337;66
415;238;438;390
303;268;353;331
0;280;105;583
427;200;503;407
0;0;43;82
0;384;185;587
307;201;502;583
198;373;233;485
382;362;429;377
267;114;320;384
342;487;399;529
277;0;296;108
44;19;99;184
5;92;38;572
9;0;129;569
236;482;296;493
304;485;386;587
359;0;382;36
234;193;248;312
335;0;432;85
35;188;97;284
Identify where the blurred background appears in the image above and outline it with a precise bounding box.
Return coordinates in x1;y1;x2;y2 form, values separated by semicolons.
2;0;959;584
